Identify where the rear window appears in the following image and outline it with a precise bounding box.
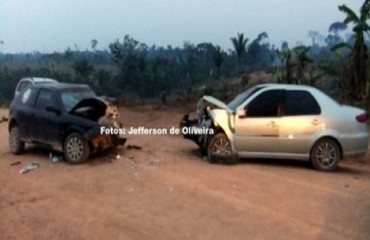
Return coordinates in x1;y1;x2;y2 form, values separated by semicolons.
19;87;37;107
17;81;32;92
284;90;321;116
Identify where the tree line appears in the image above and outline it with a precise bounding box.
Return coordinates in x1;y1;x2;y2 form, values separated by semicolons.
0;0;369;107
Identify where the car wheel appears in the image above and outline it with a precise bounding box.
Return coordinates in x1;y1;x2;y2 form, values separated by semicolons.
207;133;236;164
64;133;90;163
311;138;340;171
9;126;25;155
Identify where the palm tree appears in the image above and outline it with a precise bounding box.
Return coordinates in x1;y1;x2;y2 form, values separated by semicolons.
214;46;225;79
338;0;370;102
230;33;248;65
293;45;313;84
276;48;293;84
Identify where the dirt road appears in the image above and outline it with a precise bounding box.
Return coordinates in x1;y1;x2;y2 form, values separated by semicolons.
1;107;370;240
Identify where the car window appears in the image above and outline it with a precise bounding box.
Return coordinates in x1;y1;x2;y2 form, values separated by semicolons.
246;90;283;117
19;88;37;107
61;88;96;111
228;86;265;111
284;90;321;116
17;81;33;92
35;89;58;111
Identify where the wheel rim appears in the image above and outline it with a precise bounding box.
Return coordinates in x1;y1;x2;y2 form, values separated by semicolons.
66;137;84;161
315;142;337;168
212;137;231;155
9;128;19;152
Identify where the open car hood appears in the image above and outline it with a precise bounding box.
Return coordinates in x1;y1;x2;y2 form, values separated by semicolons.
202;96;230;111
69;98;107;118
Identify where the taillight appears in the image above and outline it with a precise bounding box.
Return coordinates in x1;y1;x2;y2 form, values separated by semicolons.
356;113;368;123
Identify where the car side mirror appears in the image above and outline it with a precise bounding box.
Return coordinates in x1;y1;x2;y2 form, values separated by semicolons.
237;108;246;118
46;105;60;115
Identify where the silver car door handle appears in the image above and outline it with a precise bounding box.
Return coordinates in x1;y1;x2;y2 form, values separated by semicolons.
311;119;322;125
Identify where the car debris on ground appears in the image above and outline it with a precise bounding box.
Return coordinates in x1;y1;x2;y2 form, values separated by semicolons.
127;145;142;150
49;152;64;163
19;161;39;174
10;161;21;166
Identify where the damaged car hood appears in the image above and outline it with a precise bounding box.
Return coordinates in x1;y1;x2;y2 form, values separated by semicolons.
201;96;230;111
69;98;107;117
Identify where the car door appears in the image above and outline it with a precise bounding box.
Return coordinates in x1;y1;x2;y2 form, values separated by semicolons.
31;89;61;146
14;87;38;140
278;90;323;155
234;89;284;154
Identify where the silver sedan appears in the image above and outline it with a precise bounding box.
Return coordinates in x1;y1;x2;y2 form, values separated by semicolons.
181;84;369;171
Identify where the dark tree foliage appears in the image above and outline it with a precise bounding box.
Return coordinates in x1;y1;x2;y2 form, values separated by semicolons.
231;33;248;65
1;1;369;106
337;0;370;101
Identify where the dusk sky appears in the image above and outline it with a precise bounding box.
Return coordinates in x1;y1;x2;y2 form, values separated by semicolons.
0;0;365;53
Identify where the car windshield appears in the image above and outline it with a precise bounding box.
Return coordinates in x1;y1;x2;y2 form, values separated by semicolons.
61;87;96;111
227;86;264;111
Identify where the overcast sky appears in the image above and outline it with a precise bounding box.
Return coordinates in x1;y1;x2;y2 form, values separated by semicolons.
0;0;365;53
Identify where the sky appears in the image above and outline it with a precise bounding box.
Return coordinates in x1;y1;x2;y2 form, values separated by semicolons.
0;0;365;53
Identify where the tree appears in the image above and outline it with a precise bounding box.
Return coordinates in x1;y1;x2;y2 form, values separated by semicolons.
93;69;113;95
64;47;73;60
231;33;248;65
276;47;293;83
308;30;319;46
338;0;370;102
72;58;94;79
91;39;98;51
214;46;225;79
247;32;270;68
328;22;348;35
108;35;149;96
292;45;313;83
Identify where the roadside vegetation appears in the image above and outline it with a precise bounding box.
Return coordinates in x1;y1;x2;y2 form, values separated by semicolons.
0;1;369;108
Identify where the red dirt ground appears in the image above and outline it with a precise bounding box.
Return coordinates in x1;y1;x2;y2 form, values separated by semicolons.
1;107;370;240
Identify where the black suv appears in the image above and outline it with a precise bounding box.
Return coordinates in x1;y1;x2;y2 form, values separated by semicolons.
8;83;125;163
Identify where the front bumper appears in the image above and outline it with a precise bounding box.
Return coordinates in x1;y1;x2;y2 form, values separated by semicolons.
180;114;209;149
84;125;126;152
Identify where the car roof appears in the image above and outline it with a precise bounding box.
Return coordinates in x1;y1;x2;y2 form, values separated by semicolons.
31;82;90;90
255;83;319;91
20;77;58;83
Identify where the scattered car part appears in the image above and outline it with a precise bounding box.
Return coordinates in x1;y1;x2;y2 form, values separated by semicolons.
19;161;39;174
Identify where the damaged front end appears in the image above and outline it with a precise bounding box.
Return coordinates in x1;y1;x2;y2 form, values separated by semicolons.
70;97;126;153
180;96;239;164
85;125;126;153
180;96;233;152
180;114;214;151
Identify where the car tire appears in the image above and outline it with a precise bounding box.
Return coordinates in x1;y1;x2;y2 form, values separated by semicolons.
9;126;25;155
64;133;90;164
311;138;340;171
207;133;237;165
